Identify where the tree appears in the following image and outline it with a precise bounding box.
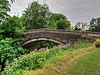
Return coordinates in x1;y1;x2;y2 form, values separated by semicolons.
75;22;88;31
89;17;100;32
48;13;71;29
0;16;26;38
75;26;79;30
0;0;15;22
57;19;70;30
22;1;51;29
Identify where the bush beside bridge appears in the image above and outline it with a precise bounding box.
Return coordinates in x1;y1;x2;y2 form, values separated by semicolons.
95;39;100;48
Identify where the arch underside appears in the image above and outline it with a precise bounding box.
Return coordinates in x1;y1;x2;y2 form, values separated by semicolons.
22;38;64;48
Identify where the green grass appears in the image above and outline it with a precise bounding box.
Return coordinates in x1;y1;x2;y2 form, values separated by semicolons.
23;43;94;75
65;48;100;75
24;46;99;75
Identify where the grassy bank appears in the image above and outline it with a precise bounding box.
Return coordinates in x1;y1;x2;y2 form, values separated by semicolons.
2;41;92;75
24;44;95;75
64;48;100;75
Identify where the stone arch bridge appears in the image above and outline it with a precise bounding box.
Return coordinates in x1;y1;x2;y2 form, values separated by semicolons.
22;29;100;48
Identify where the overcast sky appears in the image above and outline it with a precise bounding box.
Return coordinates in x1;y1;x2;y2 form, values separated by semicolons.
10;0;100;25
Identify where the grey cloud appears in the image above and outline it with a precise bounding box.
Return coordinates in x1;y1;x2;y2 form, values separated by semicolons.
10;0;100;25
46;0;100;25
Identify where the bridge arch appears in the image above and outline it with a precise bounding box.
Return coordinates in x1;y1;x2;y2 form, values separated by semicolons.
22;38;64;49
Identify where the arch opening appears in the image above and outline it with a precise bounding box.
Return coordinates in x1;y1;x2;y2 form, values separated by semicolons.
22;38;63;50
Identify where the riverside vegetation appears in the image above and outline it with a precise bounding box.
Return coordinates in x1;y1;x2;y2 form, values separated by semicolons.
1;41;91;75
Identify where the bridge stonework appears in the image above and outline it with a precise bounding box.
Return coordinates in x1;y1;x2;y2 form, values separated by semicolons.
22;29;100;48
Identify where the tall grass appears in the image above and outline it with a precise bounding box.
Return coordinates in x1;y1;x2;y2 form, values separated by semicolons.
2;41;89;75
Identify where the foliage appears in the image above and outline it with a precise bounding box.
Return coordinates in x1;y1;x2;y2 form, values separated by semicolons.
0;16;26;38
75;22;87;31
89;17;100;32
70;26;75;30
0;0;10;22
22;1;51;29
48;13;71;29
2;41;89;75
0;38;29;72
74;26;81;30
0;0;15;22
30;40;57;50
0;0;29;73
95;39;100;48
57;19;70;30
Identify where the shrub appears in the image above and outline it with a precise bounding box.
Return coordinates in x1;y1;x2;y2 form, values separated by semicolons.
95;39;100;48
0;38;29;72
